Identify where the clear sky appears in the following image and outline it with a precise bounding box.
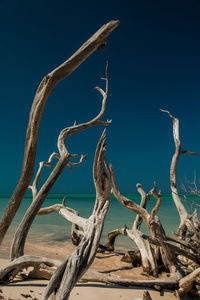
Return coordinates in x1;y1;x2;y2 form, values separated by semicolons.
0;0;200;194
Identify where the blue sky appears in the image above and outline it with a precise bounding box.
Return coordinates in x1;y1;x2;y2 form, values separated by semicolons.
0;0;200;194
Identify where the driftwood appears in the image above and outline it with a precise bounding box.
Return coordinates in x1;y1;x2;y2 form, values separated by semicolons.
10;63;111;261
161;109;199;238
43;130;111;299
0;256;61;282
37;197;83;246
0;255;178;289
0;130;112;299
177;267;200;295
102;160;177;277
0;19;119;245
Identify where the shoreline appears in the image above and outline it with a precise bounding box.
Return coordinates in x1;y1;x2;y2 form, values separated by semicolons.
0;239;178;300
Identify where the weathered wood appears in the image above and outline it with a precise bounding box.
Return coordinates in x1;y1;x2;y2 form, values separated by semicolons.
10;64;111;261
98;184;150;254
0;256;61;282
98;228;125;252
166;234;198;252
126;228;158;276
81;269;178;289
142;234;200;264
149;182;162;223
37;199;83;246
37;204;63;215
0;20;119;245
105;162;150;224
43;130;111;299
178;267;200;295
103;166;160;276
161;109;197;235
143;291;152;300
0;255;178;290
134;183;149;230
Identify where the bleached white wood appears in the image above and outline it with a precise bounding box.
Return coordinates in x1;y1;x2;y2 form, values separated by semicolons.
0;20;119;245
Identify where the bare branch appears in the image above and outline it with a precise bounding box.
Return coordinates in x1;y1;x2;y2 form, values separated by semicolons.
37;204;63;216
107;164;149;223
160;109;175;120
181;150;197;155
10;65;112;261
161;109;190;229
29;152;60;199
149;182;162;223
133;183;149;230
67;154;87;171
59;207;88;230
57;64;110;157
0;20;119;244
43;131;111;299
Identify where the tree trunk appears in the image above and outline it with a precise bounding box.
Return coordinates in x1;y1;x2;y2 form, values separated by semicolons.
43;130;111;299
161;109;197;236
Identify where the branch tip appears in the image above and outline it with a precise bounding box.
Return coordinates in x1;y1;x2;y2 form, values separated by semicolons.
62;197;67;207
160;108;175;120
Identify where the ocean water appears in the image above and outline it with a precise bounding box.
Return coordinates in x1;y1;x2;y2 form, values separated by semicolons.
0;193;198;250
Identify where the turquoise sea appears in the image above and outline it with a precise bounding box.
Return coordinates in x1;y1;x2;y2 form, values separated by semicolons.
0;193;198;250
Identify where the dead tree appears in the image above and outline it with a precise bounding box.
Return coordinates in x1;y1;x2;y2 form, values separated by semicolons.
0;20;119;245
10;64;111;260
0;256;178;289
42;130;111;300
161;109;200;240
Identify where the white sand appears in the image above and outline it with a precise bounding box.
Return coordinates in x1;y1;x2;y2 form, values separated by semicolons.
0;240;178;300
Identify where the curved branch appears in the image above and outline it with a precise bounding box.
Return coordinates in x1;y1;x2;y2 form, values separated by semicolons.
29;152;60;199
161;109;190;229
0;256;61;282
105;163;149;224
57;64;110;156
149;182;162;223
10;66;112;261
67;154;87;171
0;19;119;245
134;183;149;230
43;130;111;299
59;207;87;230
37;204;63;215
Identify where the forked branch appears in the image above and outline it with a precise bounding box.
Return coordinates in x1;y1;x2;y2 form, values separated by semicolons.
0;20;119;245
10;65;112;261
43;130;111;300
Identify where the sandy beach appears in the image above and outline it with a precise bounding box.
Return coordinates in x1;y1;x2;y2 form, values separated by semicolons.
0;239;178;300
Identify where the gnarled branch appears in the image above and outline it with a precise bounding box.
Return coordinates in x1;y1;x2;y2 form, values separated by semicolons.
43;130;111;300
